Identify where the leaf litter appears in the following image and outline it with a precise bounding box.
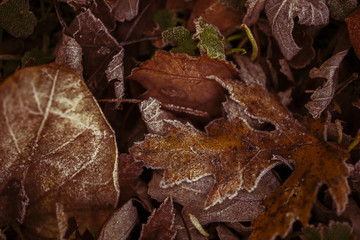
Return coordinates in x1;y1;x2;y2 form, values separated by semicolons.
1;0;360;239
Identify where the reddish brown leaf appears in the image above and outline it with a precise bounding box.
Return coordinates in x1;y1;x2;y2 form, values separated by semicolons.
130;75;350;240
345;8;360;59
104;0;139;22
243;0;266;26
148;170;280;224
305;49;349;119
139;197;176;240
216;224;240;240
0;179;28;225
127;50;240;116
98;200;139;240
265;0;329;60
198;1;244;36
0;63;119;238
118;153;144;203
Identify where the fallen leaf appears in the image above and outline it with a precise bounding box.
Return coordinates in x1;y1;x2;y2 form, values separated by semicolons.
265;0;329;60
127;50;240;117
345;8;360;59
233;55;267;88
279;58;295;82
148;170;280;224
199;1;244;36
305;49;349;119
55;32;83;79
139;197;176;240
194;17;226;60
0;63;119;238
130;75;350;240
243;0;266;26
216;224;240;240
0;179;28;225
105;48;126;104
70;9;123;97
0;0;37;38
187;0;217;32
173;211;207;240
327;0;358;21
104;0;139;22
98;200;138;240
118;154;144;203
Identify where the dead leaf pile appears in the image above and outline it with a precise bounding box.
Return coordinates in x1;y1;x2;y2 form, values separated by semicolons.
1;0;360;239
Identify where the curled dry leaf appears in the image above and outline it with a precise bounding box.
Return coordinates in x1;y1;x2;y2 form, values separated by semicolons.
265;0;329;60
71;9;123;97
233;55;267;89
243;0;266;26
0;63;119;238
130;75;350;240
139;197;176;240
305;49;349;119
104;0;139;22
127;50;240;117
98;200;138;240
55;33;83;79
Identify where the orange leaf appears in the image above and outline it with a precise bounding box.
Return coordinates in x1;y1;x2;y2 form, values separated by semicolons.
130;76;350;239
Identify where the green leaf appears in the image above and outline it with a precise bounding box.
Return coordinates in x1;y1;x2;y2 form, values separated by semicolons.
327;0;358;21
302;222;354;240
154;8;176;31
162;26;198;55
0;0;37;38
194;17;226;60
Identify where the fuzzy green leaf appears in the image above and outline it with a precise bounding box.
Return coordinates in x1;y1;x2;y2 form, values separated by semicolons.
162;26;198;55
0;0;37;38
154;8;176;31
194;17;226;60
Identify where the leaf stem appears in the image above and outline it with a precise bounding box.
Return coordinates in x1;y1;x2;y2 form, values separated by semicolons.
189;213;210;238
240;24;258;61
347;129;360;152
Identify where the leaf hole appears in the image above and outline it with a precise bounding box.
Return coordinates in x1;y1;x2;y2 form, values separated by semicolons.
272;164;293;184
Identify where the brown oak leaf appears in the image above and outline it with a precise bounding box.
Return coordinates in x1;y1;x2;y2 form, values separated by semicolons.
130;76;349;239
0;63;119;239
127;50;240;117
139;197;176;240
265;0;329;60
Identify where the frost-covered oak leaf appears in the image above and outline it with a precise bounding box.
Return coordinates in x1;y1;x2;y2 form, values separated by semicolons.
265;0;329;60
130;76;350;240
